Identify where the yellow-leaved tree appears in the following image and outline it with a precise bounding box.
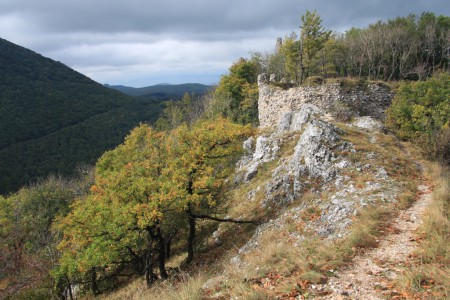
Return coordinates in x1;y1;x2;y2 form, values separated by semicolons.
54;118;254;295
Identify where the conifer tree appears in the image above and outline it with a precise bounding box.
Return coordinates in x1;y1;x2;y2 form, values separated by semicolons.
300;10;332;81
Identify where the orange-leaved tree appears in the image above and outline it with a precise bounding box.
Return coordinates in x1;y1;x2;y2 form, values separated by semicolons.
54;125;175;292
167;118;254;263
54;118;254;294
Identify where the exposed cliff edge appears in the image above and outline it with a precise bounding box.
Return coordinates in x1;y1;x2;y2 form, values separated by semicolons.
257;74;393;128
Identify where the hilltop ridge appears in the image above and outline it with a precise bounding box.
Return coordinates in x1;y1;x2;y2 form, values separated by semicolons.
107;83;213;99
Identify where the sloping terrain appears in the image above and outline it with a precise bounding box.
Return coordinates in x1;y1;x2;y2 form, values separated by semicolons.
102;100;423;299
314;182;432;299
199;104;421;299
0;38;163;194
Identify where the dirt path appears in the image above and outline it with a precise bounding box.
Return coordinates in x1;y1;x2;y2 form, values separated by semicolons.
312;182;433;300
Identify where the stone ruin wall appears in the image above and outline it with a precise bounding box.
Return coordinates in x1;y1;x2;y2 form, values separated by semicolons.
257;74;394;128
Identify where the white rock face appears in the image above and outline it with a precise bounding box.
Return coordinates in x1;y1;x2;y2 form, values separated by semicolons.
237;104;354;208
277;103;322;133
230;104;400;260
205;79;407;292
236;134;280;182
257;74;393;128
352;116;384;132
263;118;353;207
294;120;340;180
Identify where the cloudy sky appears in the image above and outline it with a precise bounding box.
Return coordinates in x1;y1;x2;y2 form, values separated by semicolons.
1;0;449;87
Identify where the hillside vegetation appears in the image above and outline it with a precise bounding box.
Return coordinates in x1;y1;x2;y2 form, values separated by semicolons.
0;38;164;194
0;11;449;300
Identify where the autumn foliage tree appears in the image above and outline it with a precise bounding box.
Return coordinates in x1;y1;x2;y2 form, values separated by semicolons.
167;119;253;263
54;118;253;293
54;125;174;292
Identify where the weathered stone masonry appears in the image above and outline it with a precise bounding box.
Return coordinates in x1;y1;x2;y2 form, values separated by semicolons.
257;74;394;128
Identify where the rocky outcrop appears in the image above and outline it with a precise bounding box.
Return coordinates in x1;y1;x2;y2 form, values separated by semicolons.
230;106;400;263
257;74;393;128
204;77;415;298
237;104;355;208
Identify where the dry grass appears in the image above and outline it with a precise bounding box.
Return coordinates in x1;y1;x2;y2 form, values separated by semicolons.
101;120;423;299
100;273;206;300
338;125;420;199
218;231;309;298
211;124;420;298
337;206;393;258
398;163;450;299
214;200;395;299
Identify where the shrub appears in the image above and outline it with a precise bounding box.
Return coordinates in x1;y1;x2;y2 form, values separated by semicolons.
434;125;450;166
337;77;367;91
386;72;450;163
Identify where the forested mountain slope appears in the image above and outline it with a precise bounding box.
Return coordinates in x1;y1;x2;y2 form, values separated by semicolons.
0;38;163;194
107;83;213;99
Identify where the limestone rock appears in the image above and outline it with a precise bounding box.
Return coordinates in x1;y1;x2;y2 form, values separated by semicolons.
293;119;341;181
262;118;353;208
269;74;276;82
277;103;322;133
258;79;393;128
236;135;280;182
352;116;384;132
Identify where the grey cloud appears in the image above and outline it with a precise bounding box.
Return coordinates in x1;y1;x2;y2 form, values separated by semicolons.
2;0;449;36
1;0;449;86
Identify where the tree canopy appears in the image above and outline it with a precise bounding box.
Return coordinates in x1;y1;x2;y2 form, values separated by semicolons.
207;58;259;125
0;38;165;195
259;11;449;83
54;118;252;293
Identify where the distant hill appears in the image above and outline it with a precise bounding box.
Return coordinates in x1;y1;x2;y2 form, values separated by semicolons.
0;38;164;195
107;83;213;99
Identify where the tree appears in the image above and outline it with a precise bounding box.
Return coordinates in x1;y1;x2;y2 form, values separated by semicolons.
209;58;259;124
55;118;254;292
317;35;348;77
0;174;90;298
300;10;331;81
55;125;175;291
0;177;76;273
156;93;206;131
166;118;253;263
280;33;301;82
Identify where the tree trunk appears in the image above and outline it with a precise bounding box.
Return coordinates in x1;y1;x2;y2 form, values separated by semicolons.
165;231;177;259
90;268;98;295
156;229;168;279
65;274;73;300
145;249;154;287
299;39;305;83
166;239;171;260
186;210;196;264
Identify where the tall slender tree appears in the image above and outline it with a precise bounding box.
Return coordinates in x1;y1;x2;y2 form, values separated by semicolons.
300;10;331;81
